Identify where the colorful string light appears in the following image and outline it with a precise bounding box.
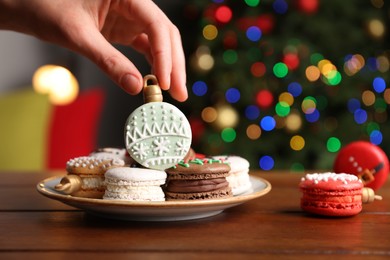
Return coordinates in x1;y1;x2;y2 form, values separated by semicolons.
188;0;389;170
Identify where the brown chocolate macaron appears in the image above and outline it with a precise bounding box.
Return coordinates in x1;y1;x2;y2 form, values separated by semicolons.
165;158;232;200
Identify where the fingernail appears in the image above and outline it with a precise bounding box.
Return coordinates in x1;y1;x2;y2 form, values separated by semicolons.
121;74;141;95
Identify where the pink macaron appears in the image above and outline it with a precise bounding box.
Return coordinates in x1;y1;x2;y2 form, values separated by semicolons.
299;172;364;217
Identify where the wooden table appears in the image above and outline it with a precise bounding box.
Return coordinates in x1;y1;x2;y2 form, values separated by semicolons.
1;171;389;259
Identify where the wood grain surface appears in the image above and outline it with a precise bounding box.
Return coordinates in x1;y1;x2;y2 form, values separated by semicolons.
0;171;389;259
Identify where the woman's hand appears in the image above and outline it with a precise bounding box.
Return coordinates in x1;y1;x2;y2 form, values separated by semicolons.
0;0;187;101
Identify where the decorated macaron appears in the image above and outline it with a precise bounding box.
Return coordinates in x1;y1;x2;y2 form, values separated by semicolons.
55;156;125;198
124;75;192;170
164;158;232;200
212;155;252;195
299;172;364;217
299;172;382;217
103;167;167;201
333;141;389;190
90;147;134;165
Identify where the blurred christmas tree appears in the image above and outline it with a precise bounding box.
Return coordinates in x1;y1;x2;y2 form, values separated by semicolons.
180;0;390;171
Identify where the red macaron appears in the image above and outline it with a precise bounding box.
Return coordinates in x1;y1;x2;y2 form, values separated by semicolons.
299;172;364;217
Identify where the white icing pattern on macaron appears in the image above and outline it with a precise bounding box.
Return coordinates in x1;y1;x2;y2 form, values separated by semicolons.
301;172;360;185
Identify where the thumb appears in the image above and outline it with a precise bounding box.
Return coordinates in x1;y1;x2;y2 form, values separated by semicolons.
78;31;143;95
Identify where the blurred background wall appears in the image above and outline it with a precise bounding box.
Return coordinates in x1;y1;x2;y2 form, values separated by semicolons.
0;1;185;148
0;0;389;171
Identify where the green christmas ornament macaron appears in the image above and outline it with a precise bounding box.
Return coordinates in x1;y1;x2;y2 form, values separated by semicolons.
124;75;192;170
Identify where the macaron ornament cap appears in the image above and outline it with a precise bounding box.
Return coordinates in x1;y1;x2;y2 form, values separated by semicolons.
362;187;383;203
55;175;82;195
333;141;389;190
142;74;163;103
124;75;192;170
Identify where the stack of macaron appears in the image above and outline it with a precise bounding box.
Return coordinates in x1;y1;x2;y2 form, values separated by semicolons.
212;155;252;195
56;145;254;202
164;158;233;200
103;167;166;201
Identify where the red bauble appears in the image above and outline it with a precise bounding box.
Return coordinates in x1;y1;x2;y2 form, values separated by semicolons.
189;117;205;144
333;141;389;190
297;0;319;14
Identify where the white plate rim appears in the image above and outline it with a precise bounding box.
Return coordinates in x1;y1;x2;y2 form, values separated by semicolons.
36;175;271;221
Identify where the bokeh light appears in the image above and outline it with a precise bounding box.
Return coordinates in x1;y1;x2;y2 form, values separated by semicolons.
279;92;294;106
203;24;218;40
344;54;365;76
256;89;274;109
283;53;300;70
245;0;260;7
32;65;79;105
354;108;368;124
368;19;385;38
305;109;320;122
246;26;262;42
285;112;302;132
373;77;386;93
201;107;217;123
245;105;260;120
221;128;236;142
259;155;275;170
327;137;341;152
273;62;288;78
223;49;238;64
192;46;215;72
310;53;324;64
215;6;233;23
192;81;208;96
366;122;380;135
323;70;341;86
287;82;302;97
251;62;266;77
225;88;241;103
290;162;305;172
305;65;321;82
301;96;317;114
275;101;290;117
384;89;390;104
362;90;375;106
374;97;387;113
214;105;239;129
370;130;383;145
273;0;288;14
246;124;262;140
223;31;238;49
290;135;305;151
371;0;384;8
377;55;390;72
260;116;276;131
347;98;361;113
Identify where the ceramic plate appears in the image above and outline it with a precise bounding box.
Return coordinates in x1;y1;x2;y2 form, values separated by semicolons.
37;175;271;221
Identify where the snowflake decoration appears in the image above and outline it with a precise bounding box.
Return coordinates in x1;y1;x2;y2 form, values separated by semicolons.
131;142;149;160
153;137;171;156
175;139;189;156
